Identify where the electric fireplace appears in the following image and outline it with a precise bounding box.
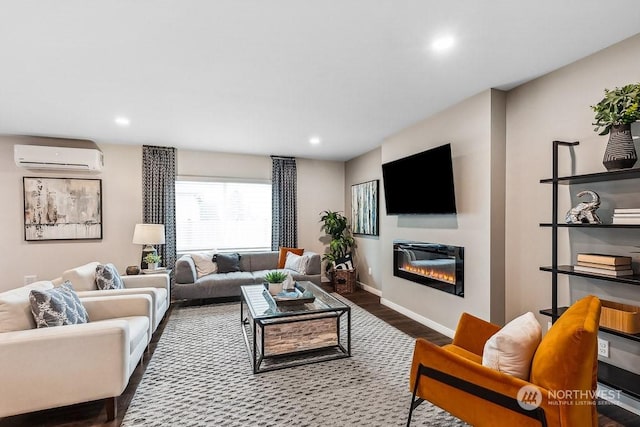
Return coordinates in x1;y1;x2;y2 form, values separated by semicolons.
393;240;464;297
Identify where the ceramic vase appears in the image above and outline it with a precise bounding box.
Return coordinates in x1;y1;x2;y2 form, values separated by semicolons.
267;282;283;295
603;123;637;171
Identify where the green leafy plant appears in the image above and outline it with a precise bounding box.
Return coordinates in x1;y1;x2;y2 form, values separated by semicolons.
144;253;161;264
264;270;288;283
319;210;355;272
591;83;640;135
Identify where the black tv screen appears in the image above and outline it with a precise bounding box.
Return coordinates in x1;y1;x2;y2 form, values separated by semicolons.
382;143;457;215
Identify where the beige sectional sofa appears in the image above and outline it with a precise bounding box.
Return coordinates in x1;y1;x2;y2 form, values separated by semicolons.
0;281;152;421
173;250;321;300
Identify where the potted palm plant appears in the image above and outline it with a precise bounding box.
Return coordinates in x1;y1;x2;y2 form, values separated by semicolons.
320;210;356;292
591;83;640;170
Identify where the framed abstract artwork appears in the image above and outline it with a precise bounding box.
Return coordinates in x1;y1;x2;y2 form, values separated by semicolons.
23;177;103;241
351;179;379;236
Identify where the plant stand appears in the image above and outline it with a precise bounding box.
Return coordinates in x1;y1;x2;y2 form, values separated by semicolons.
333;269;356;294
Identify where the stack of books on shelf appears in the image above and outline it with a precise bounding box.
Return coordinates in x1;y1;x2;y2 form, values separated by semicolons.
612;208;640;225
574;253;634;277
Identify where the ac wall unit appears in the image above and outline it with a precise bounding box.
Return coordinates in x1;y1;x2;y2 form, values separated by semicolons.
14;145;104;172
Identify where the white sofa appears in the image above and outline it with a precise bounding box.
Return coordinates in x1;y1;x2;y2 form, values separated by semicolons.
0;281;152;421
56;261;170;333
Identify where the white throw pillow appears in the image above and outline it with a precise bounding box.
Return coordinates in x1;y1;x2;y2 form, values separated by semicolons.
482;311;542;380
190;251;217;278
0;281;55;332
62;261;101;291
284;251;309;274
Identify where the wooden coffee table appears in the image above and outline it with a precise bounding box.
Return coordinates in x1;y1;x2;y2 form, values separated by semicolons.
240;281;351;373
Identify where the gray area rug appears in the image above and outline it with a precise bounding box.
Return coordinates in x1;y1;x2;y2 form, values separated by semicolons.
121;297;466;426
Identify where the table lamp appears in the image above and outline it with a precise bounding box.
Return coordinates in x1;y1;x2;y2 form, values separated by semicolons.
132;223;165;269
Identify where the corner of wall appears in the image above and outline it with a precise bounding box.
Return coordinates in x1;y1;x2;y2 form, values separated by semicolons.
490;89;507;325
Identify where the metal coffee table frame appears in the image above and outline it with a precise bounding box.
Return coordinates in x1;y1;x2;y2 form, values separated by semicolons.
240;281;351;373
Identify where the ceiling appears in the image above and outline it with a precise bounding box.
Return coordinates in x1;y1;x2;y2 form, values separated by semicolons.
1;1;640;161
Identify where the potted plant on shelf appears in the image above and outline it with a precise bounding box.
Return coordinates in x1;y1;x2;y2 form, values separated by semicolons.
319;210;356;291
591;83;640;171
264;270;288;295
144;253;161;270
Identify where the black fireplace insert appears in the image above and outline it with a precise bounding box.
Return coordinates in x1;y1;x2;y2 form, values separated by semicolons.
393;240;464;297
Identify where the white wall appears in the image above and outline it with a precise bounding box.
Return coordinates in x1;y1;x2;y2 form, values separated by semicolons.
345;147;382;292
506;33;640;375
379;89;506;331
1;139;345;291
0;136;143;290
297;158;346;265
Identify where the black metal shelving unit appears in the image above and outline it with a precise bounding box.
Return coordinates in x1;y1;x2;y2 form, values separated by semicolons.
539;140;640;403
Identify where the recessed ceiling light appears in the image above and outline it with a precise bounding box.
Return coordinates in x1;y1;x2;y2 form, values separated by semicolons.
114;116;130;127
431;36;455;52
309;136;321;145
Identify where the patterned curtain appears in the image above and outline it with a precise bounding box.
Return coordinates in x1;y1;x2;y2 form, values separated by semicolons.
271;156;297;250
142;145;177;269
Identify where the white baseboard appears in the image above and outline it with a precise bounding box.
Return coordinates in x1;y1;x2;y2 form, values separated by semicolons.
380;298;456;339
357;281;381;296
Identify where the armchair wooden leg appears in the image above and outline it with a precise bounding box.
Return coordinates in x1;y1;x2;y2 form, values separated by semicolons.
105;397;117;421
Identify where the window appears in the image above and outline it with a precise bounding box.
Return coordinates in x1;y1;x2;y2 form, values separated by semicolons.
176;178;272;252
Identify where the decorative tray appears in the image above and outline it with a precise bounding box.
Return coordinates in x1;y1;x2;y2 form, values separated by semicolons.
263;284;315;307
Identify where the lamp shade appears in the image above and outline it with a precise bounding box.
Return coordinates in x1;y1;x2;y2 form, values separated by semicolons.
132;224;165;245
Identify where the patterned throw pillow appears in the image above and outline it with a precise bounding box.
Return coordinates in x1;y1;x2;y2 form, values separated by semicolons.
29;281;89;328
335;253;354;270
95;263;125;290
284;251;310;274
214;253;241;273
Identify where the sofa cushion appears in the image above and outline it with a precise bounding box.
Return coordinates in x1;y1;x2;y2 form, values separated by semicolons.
215;253;241;273
191;251;218;278
482;311;541;380
29;282;89;328
95;263;125;290
285;251;310;274
278;247;304;268
120;315;150;353
62;261;101;291
0;281;55;333
194;271;256;298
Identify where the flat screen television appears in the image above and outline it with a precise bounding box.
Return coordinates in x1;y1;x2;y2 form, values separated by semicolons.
382;143;457;215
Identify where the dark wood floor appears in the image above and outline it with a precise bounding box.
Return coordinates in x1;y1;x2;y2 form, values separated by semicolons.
2;286;639;426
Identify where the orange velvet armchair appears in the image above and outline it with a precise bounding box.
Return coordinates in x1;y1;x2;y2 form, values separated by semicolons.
407;295;601;427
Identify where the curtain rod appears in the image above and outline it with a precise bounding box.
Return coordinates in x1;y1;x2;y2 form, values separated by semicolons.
270;155;296;160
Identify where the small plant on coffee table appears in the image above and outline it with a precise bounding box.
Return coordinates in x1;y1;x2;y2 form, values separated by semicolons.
264;271;287;284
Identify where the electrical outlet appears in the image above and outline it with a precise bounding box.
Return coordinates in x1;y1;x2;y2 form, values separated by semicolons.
23;275;37;285
598;338;610;358
368;267;372;275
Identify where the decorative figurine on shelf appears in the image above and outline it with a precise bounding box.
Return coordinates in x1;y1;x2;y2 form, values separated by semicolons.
565;190;602;224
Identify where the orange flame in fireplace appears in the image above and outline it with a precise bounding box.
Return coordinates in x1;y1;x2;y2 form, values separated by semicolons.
401;264;455;285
